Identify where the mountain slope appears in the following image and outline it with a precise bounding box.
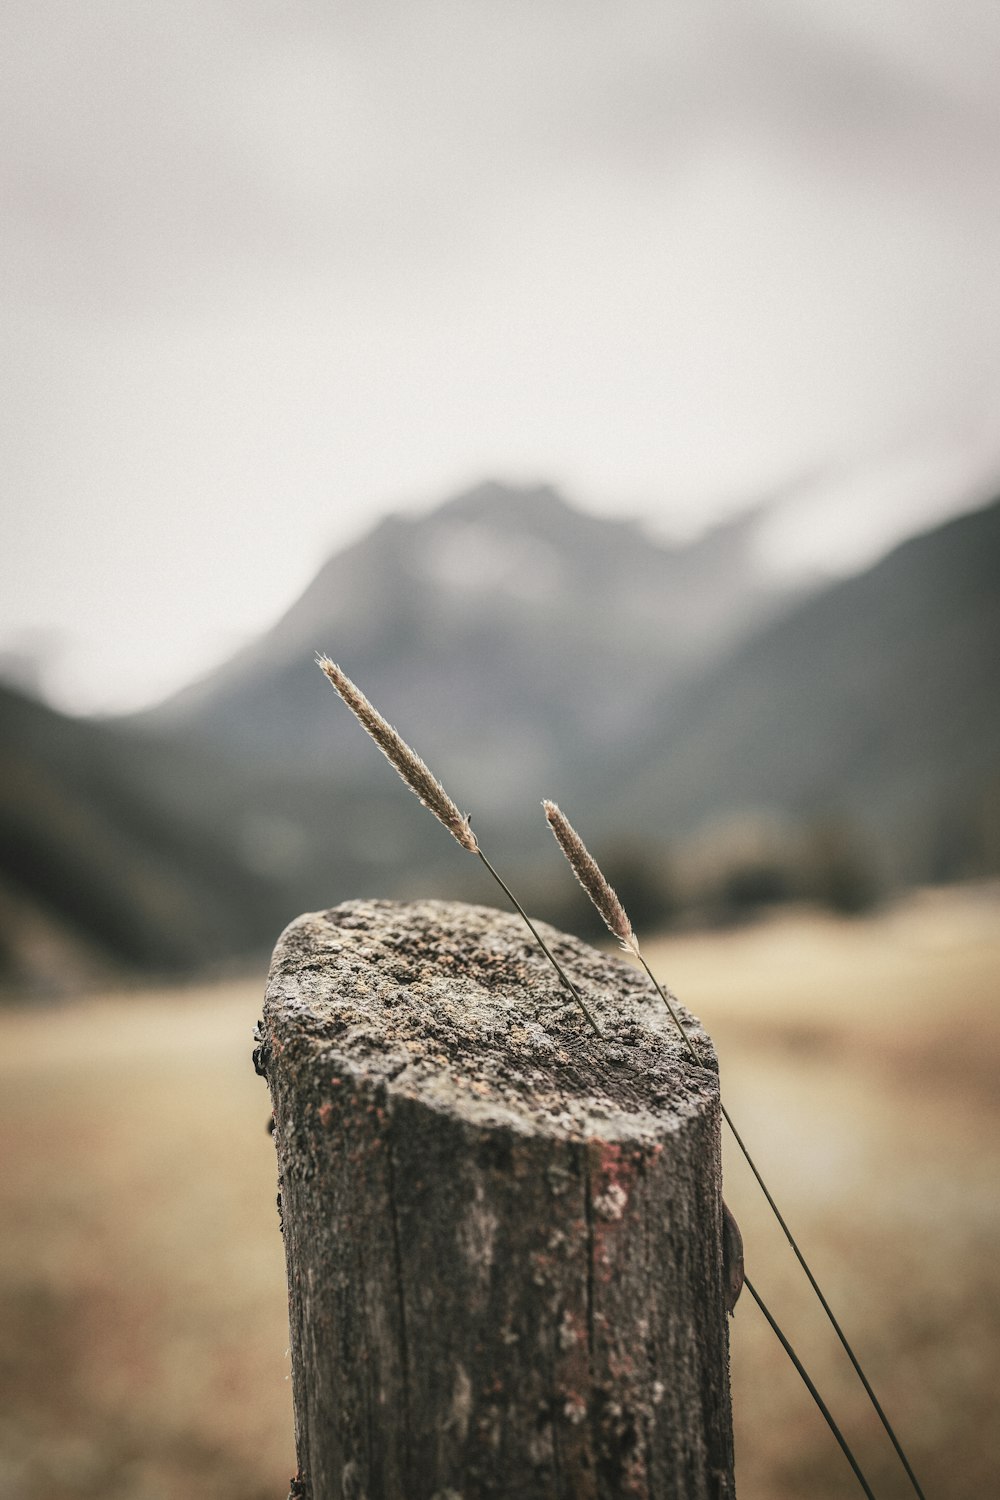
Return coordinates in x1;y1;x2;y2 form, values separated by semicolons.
148;481;796;801
600;497;1000;880
0;685;284;991
12;484;996;990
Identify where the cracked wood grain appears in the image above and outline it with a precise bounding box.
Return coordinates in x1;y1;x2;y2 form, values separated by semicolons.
259;898;735;1500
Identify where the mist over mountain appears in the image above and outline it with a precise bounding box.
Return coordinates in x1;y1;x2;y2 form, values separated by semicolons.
597;496;1000;882
149;481;797;791
4;482;998;991
136;480;1000;900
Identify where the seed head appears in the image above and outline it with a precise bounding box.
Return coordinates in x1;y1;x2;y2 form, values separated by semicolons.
317;656;478;853
542;800;639;955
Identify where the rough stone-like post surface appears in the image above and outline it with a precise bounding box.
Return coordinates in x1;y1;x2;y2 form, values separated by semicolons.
257;898;734;1500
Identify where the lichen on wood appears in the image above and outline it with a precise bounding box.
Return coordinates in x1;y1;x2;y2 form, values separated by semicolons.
259;898;734;1500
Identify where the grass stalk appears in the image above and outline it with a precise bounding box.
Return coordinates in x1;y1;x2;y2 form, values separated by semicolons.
744;1277;879;1500
634;951;926;1500
475;848;602;1034
544;799;924;1500
317;657;600;1035
314;660;916;1496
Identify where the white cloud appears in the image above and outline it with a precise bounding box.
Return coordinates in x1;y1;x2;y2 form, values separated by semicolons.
3;0;1000;709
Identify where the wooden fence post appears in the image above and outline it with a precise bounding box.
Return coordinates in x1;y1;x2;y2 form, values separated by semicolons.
257;897;734;1500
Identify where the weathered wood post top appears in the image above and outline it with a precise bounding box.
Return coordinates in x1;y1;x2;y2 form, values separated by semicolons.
258;897;734;1500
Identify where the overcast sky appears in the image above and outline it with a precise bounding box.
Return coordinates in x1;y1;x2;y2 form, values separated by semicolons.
4;0;1000;712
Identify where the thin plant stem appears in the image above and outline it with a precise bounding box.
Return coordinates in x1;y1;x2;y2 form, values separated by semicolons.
544;801;921;1493
636;953;926;1500
521;902;876;1492
316;658;601;1035
744;1277;879;1500
635;953;700;1064
476;849;602;1037
506;839;881;1494
317;662;907;1494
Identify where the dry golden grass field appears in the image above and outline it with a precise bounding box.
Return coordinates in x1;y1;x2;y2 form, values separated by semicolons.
1;885;997;1500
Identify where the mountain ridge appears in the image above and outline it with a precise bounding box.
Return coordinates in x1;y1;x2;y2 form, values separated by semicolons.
143;480;799;778
5;481;998;990
0;683;284;992
595;496;1000;880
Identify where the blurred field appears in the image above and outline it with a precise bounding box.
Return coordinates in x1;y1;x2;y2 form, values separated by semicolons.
1;885;997;1500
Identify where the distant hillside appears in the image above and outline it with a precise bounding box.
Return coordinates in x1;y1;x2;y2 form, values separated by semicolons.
8;484;997;990
148;481;796;794
0;685;284;992
598;497;1000;882
141;482;999;916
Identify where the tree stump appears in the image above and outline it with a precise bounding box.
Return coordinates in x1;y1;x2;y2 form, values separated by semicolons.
257;898;734;1500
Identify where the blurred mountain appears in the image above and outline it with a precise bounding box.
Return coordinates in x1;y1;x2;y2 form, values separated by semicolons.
148;481;797;793
6;483;997;990
596;496;1000;883
0;683;284;993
